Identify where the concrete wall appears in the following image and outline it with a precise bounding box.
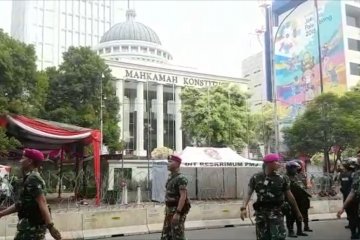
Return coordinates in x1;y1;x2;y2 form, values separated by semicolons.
0;199;343;240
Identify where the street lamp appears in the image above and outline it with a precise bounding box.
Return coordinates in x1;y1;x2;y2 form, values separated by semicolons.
261;1;305;153
100;73;104;154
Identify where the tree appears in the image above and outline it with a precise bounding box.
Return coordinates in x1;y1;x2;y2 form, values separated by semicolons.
283;93;360;172
0;29;49;116
0;30;49;152
181;83;249;151
250;102;275;157
42;47;121;153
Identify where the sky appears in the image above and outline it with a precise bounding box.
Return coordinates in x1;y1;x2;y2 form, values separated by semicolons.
0;0;264;77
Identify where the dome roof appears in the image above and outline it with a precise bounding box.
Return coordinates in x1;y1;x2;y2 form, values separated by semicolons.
100;9;161;45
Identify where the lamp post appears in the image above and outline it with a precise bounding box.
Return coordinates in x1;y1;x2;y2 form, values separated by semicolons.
261;1;304;153
100;73;104;154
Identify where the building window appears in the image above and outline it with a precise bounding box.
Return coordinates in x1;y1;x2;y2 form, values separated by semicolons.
346;5;360;28
157;50;162;56
105;47;111;53
122;46;129;52
244;74;250;78
149;48;155;54
141;47;147;53
350;62;360;76
348;38;360;51
131;46;138;52
113;46;119;52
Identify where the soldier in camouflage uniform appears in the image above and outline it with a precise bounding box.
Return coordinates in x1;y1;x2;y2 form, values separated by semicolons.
285;160;312;237
241;153;303;240
340;158;358;237
338;153;360;239
293;159;313;233
0;149;61;240
161;154;191;240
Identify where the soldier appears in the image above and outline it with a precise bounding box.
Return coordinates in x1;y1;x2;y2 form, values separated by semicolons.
286;160;312;237
0;148;61;240
241;153;303;240
161;154;191;240
293;159;313;233
338;157;359;239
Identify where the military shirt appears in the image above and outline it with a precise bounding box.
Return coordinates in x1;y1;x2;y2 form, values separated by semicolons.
352;170;360;194
17;171;46;225
165;172;188;202
249;171;290;203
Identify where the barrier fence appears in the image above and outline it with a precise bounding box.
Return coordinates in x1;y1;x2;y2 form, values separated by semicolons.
0;168;342;211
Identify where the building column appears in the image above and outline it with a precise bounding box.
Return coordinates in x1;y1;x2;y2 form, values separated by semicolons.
175;86;183;153
108;166;114;190
116;79;124;141
135;82;146;156
156;84;164;148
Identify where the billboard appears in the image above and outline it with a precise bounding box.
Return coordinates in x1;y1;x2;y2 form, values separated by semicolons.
273;0;346;124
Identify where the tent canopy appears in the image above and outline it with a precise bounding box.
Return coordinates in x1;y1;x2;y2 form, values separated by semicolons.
0;114;101;205
180;147;262;168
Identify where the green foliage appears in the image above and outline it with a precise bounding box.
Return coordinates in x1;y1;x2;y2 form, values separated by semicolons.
284;92;360;171
0;128;21;155
250;102;275;157
42;47;121;153
0;29;49;116
181;83;248;150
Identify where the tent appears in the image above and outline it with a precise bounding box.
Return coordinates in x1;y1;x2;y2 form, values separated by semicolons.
0;114;101;205
180;147;262;168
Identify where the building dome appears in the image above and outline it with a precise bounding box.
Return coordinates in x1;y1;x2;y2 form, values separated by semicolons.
100;9;161;45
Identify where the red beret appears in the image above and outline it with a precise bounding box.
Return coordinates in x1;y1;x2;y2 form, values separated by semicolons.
263;153;281;163
23;148;44;162
169;154;182;163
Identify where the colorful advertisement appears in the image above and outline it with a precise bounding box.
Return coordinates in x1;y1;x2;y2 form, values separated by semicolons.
274;0;346;123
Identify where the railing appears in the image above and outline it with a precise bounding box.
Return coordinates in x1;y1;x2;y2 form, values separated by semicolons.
0;170;342;211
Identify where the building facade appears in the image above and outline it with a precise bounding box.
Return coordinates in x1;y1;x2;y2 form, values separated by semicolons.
263;0;360;142
241;51;267;111
11;0;121;69
95;9;249;156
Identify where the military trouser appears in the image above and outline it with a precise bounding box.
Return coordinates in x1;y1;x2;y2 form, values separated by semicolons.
161;210;187;240
255;208;286;240
345;199;359;236
14;218;46;240
298;197;311;230
285;209;296;231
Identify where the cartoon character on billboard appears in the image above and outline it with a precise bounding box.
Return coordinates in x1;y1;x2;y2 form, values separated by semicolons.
301;51;315;72
277;21;300;55
323;57;339;87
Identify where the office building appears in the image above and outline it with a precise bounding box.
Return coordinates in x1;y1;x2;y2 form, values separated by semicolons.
264;0;360;125
241;51;267;111
11;0;120;69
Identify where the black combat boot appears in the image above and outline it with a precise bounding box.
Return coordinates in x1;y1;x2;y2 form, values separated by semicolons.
303;222;313;232
288;229;298;238
296;221;308;237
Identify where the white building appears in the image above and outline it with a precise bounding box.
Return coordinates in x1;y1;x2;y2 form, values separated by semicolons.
95;9;249;156
241;51;267;111
344;1;360;88
11;0;121;69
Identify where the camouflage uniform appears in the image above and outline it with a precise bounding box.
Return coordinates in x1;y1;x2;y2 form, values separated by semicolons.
350;170;360;238
249;171;290;240
295;172;312;231
14;171;47;240
286;173;311;235
161;172;190;240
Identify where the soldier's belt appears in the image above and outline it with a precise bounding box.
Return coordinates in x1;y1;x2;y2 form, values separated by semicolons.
165;201;178;207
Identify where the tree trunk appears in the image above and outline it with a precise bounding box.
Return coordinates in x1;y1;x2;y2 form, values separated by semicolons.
323;148;330;173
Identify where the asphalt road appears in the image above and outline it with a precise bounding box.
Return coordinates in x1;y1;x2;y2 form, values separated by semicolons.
109;219;351;240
